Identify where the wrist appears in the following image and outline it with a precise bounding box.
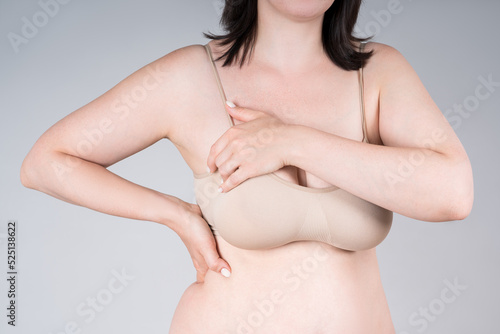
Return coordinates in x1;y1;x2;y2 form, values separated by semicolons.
156;194;192;235
284;124;310;167
174;200;201;239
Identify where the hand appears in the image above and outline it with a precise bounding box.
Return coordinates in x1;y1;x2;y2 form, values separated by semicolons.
177;202;231;283
207;101;292;192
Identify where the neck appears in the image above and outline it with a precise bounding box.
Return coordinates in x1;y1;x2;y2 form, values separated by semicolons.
251;0;327;73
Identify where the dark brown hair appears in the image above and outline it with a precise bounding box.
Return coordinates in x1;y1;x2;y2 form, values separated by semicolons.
203;0;372;71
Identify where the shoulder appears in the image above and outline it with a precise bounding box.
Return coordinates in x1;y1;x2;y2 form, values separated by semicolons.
118;43;212;113
361;42;414;82
136;43;213;109
150;44;209;84
127;44;212;142
161;43;208;64
357;42;420;102
362;41;406;65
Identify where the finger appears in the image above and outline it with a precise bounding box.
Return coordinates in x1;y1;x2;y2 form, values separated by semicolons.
194;259;208;282
217;154;243;183
225;101;267;122
213;146;236;178
196;270;205;283
202;246;232;278
207;132;231;173
219;143;258;192
208;131;248;177
219;165;251;193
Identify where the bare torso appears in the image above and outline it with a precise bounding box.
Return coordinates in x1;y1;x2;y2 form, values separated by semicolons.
168;41;395;333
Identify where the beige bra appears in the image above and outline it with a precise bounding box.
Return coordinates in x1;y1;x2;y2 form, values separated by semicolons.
193;43;393;251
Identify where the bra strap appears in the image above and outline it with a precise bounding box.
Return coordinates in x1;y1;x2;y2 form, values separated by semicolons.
358;42;369;144
204;44;235;127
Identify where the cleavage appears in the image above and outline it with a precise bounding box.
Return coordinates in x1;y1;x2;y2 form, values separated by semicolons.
273;165;334;189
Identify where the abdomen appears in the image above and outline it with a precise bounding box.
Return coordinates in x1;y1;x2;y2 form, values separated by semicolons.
169;237;395;333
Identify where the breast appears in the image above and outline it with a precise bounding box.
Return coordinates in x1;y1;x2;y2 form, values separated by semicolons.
193;171;392;251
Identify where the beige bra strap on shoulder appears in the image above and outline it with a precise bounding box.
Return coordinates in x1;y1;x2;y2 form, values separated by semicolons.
358;42;369;144
204;44;235;127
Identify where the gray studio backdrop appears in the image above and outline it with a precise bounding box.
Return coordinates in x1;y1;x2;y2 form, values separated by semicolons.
1;0;498;333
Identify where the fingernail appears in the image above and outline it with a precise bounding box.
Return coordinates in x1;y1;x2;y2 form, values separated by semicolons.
218;186;223;193
221;268;231;278
226;100;236;108
206;166;211;173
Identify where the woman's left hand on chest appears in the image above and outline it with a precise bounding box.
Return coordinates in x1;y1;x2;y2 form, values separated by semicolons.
207;101;296;192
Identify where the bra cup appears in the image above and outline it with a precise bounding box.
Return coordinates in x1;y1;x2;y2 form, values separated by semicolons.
319;191;393;251
283;188;392;251
212;175;306;250
194;171;393;251
193;173;222;227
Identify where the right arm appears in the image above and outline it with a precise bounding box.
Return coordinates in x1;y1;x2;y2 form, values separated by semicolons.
20;44;231;281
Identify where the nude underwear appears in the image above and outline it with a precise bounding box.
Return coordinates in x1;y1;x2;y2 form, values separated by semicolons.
193;43;393;251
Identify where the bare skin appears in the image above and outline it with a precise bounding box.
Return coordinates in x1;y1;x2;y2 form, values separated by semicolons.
20;0;473;333
167;37;471;332
170;236;394;333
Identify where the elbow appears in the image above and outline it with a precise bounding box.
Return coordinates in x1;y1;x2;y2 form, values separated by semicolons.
20;146;46;190
20;153;37;189
446;191;473;221
441;171;474;222
430;190;473;222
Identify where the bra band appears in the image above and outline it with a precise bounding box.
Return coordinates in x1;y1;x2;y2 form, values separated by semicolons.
204;43;369;143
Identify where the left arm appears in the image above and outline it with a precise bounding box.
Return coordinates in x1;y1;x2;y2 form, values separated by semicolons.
286;124;471;222
288;43;473;222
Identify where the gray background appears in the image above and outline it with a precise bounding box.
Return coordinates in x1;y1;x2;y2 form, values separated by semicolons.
1;0;498;333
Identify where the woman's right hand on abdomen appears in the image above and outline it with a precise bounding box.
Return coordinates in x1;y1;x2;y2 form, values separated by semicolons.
177;202;232;283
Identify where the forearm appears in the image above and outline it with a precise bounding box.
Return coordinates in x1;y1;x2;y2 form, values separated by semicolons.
287;125;473;222
20;151;187;234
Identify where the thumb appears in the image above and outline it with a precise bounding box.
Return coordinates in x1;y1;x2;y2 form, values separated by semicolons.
225;100;264;122
203;247;232;278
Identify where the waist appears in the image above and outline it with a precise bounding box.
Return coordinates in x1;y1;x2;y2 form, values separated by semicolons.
208;235;384;289
192;236;394;332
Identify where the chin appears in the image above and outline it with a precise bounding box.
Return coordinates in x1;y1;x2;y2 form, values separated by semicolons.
265;0;335;20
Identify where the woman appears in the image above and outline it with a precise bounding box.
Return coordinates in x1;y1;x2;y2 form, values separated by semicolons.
20;0;473;332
